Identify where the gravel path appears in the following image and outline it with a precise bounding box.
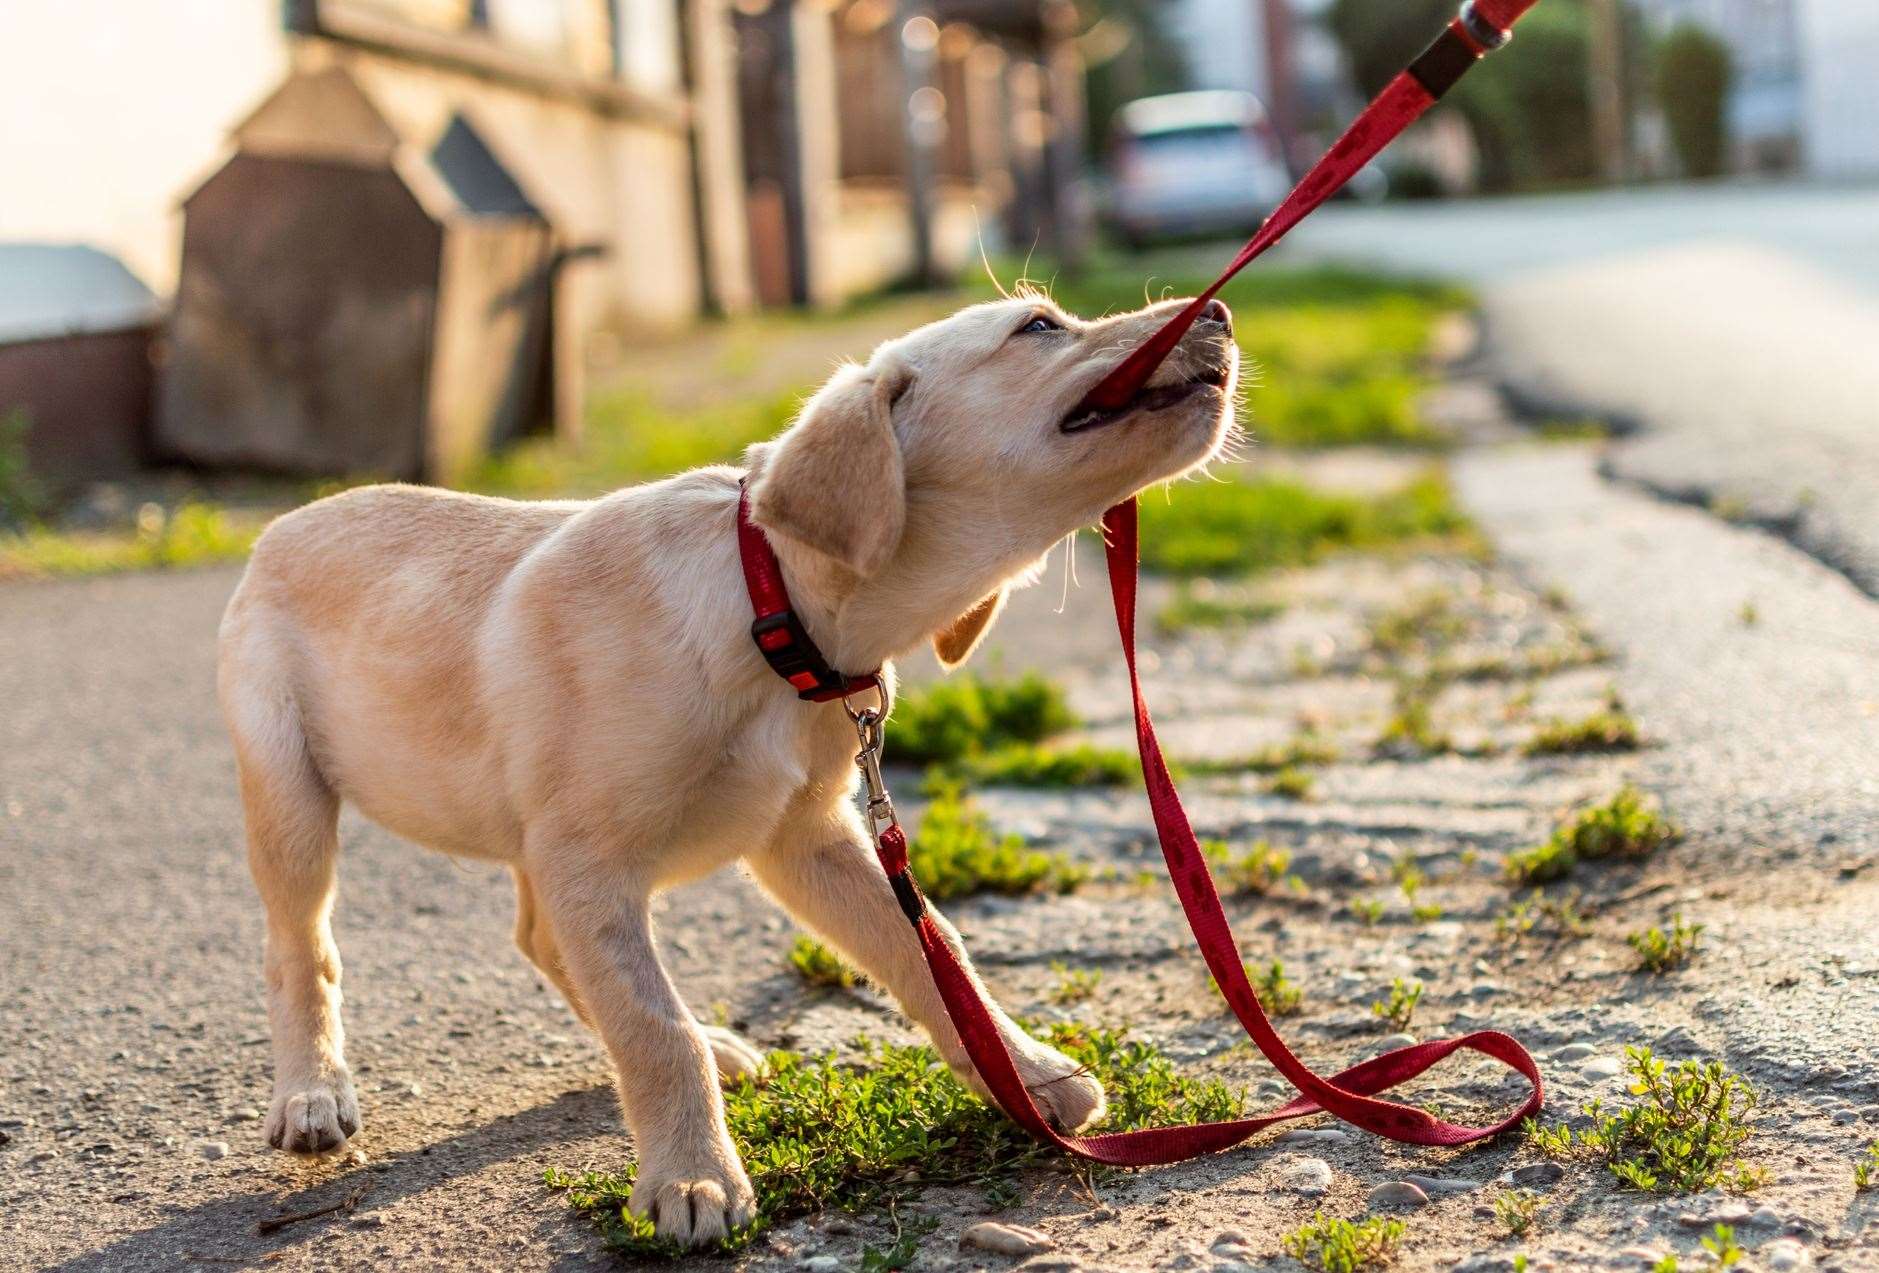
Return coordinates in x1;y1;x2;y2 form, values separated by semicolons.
5;410;1878;1268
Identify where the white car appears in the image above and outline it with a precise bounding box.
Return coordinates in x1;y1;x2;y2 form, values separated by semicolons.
1106;91;1292;247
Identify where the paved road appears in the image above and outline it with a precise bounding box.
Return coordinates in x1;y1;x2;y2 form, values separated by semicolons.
1279;182;1879;595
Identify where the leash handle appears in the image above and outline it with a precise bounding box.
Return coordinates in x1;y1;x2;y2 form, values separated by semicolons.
1078;0;1541;414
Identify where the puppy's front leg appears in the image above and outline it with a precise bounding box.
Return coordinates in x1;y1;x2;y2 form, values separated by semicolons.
748;807;1106;1132
529;844;754;1246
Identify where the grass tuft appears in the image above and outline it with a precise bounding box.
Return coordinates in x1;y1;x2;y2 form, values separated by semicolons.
950;742;1139;789
550;1023;1245;1258
0;501;258;580
1263;765;1316;800
888;672;1078;766
1496;891;1592;943
1855;1141;1878;1190
1504;786;1679;886
1203;838;1303;896
1208;958;1304;1017
1281;1212;1406;1272
1046;962;1102;1005
1494;1188;1544;1236
1155;583;1283;634
789;936;859;989
1628;916;1703;973
907;782;1086;899
1528;1046;1763;1194
1523;707;1641;756
1371;978;1423;1032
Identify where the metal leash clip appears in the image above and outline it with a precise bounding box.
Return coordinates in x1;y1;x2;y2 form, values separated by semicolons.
850;707;898;836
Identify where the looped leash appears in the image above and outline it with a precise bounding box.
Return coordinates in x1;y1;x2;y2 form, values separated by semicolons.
740;0;1546;1165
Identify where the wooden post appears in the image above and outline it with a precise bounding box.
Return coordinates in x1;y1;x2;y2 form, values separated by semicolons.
1588;0;1629;183
898;1;941;287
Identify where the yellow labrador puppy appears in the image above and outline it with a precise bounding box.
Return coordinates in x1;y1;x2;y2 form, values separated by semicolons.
216;293;1239;1244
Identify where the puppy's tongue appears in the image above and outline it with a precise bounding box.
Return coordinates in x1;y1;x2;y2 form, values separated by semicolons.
1073;0;1538;419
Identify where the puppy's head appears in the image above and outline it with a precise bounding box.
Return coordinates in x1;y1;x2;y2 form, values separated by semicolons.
748;294;1239;664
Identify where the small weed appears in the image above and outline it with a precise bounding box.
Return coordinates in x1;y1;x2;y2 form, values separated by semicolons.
1855;1140;1878;1189
908;783;1087;899
1371;978;1423;1031
1651;1256;1679;1273
1349;898;1385;927
551;1023;1244;1257
1702;1223;1743;1266
1628;916;1703;973
1264;766;1316;800
1203;839;1304;895
1281;1212;1405;1272
951;742;1139;789
1527;1047;1763;1194
1523;708;1641;756
1494;1187;1544;1236
789;935;859;989
890;673;1078;766
1047;962;1102;1005
1410;903;1443;923
1210;959;1304;1017
1496;891;1593;943
1375;680;1452;757
860;1211;938;1271
1368;589;1466;658
1185;734;1340;776
1155;583;1283;634
1738;599;1759;627
1504;786;1679;886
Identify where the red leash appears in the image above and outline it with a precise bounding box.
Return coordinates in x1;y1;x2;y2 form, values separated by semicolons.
741;0;1546;1162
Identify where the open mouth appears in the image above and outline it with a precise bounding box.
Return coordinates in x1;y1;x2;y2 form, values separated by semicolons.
1060;365;1229;434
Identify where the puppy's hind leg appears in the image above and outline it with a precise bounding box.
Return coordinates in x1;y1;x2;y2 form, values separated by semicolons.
225;670;359;1154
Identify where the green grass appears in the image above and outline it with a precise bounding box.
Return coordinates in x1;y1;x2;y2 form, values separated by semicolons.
1046;962;1102;1005
1375;679;1453;757
1155;583;1283;634
1527;1046;1763;1194
1855;1141;1878;1190
1349;898;1385;927
1496;891;1592;943
1263;765;1316;800
1137;470;1473;579
1202;838;1304;896
1523;707;1641;756
1495;1188;1544;1236
888;672;1078;766
1281;1212;1406;1272
1209;958;1304;1017
1628;916;1703;973
949;741;1139;789
789;936;860;989
1504;786;1679;886
1371;978;1423;1032
1184;733;1340;776
906;782;1086;899
549;1023;1245;1258
0;501;260;581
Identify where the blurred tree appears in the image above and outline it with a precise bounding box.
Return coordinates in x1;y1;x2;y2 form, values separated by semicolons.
1655;23;1732;179
1323;0;1597;191
1080;0;1190;156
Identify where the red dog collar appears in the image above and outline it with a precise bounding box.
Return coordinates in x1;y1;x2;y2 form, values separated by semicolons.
736;484;881;703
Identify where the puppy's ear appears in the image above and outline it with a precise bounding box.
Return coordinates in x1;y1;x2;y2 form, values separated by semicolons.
749;360;910;577
932;588;1007;670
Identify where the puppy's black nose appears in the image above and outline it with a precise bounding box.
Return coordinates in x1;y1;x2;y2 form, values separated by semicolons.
1199;299;1232;334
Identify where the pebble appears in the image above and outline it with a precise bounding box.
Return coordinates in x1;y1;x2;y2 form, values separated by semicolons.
960;1221;1055;1256
1405;1172;1480;1196
227;1107;261;1123
1750;1205;1782;1226
1275;1128;1349;1146
1280;1157;1333;1196
1581;1056;1625;1079
1764;1238;1813;1270
1375;1033;1418;1050
1208;1231;1249;1251
197;1140;230;1160
1508;1162;1565;1189
1553;1042;1597;1062
1679;1200;1752;1227
1366;1181;1430;1209
802;1257;841;1272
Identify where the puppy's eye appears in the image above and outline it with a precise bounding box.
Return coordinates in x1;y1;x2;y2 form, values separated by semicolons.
1017;314;1062;335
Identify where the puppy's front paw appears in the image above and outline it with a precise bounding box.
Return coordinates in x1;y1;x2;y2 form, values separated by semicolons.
265;1075;360;1154
700;1025;764;1085
1017;1043;1106;1133
630;1150;756;1246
